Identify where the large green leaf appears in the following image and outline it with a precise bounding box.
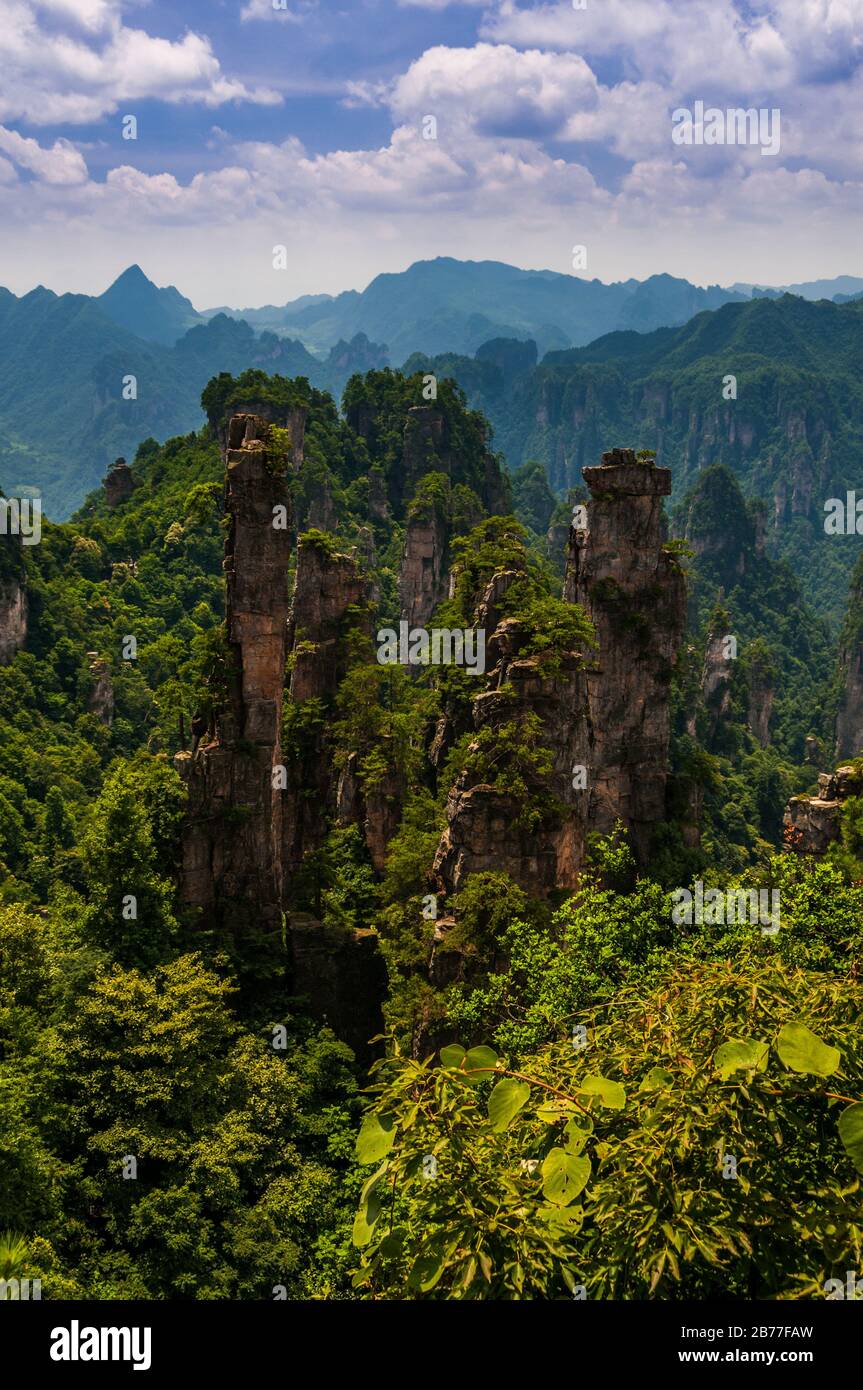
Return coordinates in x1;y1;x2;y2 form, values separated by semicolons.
838;1103;863;1174
578;1074;626;1110
439;1044;466;1070
351;1190;382;1247
536;1100;578;1123
487;1077;530;1132
775;1022;840;1077
463;1045;499;1085
541;1148;591;1206
360;1162;387;1205
538;1205;584;1233
713;1039;769;1079
408;1251;444;1292
563;1117;591;1154
639;1067;675;1091
355;1112;396;1165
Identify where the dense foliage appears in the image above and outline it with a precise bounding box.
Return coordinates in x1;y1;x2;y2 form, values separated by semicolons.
1;365;862;1301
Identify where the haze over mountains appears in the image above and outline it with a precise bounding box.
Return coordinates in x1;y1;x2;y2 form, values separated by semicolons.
1;258;862;521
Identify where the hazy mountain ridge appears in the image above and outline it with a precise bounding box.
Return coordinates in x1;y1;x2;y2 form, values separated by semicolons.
409;293;863;624
2;261;862;522
0;285;385;517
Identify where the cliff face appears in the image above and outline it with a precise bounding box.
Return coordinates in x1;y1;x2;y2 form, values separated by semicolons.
282;534;367;879
0;528;27;665
175;412;385;1044
748;671;774;748
175;413;294;944
834;554;863;760
784;765;862;855
86;653;114;724
432;450;685;895
836;644;863;760
398;500;449;628
432;626;589;897
564;448;686;860
499;352;837;533
432;560;590;898
0;576;27;664
104;458;135;509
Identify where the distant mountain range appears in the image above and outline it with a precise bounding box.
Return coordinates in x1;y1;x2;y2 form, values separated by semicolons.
96;264;205;345
0;283;385;517
408;292;863;625
195;262;863;359
1;258;862;519
96;260;863;362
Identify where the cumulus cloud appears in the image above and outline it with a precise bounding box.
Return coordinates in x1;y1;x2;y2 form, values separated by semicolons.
0;125;88;183
1;1;861;299
390;43;597;139
0;0;281;124
482;0;863;91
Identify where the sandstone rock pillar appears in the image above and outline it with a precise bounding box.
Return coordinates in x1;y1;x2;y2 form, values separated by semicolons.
565;447;686;860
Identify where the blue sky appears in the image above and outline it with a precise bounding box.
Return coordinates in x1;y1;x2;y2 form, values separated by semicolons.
0;0;861;306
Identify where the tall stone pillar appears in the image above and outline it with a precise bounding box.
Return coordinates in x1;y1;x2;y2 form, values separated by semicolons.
565;448;686;860
176;413;296;947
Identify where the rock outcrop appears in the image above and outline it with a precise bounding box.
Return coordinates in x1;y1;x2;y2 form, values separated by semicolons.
175;412;386;1043
433;569;590;897
0;580;26;664
564;448;686;860
398;498;449;628
783;765;863;855
432;644;589;897
834;554;863;760
86;653;114;724
104;458;135;508
699;631;734;739
282;533;368;878
748;671;774;748
175;413;294;946
0;571;26;665
0;519;27;664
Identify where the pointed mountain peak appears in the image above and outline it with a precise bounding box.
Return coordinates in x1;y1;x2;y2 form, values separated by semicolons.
104;264;153;292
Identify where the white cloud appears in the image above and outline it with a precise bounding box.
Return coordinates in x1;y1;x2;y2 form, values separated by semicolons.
0;6;862;302
390;43;597;139
30;0;121;32
482;0;863;91
0;0;282;124
0;125;88;183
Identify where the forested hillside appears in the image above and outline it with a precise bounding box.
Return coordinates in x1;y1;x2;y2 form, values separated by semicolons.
411;294;863;625
2;366;862;1302
0;287;385;518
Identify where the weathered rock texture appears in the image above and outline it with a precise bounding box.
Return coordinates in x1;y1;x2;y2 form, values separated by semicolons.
835;640;863;761
784;765;863;855
748;671;774;749
564;448;686;860
86;653;114;724
282;533;367;878
175;413;385;1045
700;632;734;733
433;573;590;898
398;498;449;628
176;413;294;943
104;458;135;508
0;540;27;663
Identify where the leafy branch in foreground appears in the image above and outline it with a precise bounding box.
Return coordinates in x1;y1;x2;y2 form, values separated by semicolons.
350;955;863;1300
